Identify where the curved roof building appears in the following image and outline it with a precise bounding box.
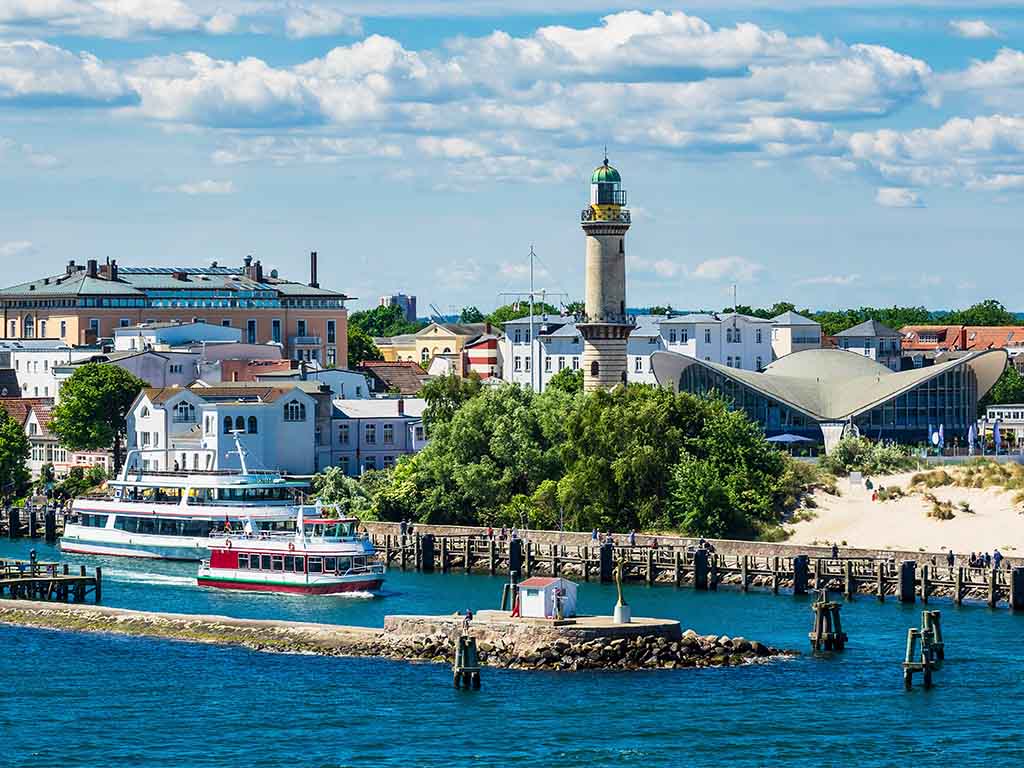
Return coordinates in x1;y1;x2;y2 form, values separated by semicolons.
651;347;1007;452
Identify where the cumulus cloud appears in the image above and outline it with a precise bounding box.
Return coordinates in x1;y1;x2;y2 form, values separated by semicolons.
211;135;401;165
949;20;999;39
285;4;361;39
797;274;861;286
499;261;549;281
442;258;482;289
875;187;925;207
692;256;763;282
0;0;235;39
0;40;136;106
172;179;234;195
0;240;35;258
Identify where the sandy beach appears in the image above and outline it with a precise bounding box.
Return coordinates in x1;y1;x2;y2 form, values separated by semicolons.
786;470;1024;554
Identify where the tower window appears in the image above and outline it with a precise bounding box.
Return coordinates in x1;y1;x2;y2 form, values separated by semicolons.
619;239;624;254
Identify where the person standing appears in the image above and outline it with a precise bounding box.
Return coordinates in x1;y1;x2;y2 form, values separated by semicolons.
994;549;1003;569
831;543;839;560
628;530;637;547
399;519;408;544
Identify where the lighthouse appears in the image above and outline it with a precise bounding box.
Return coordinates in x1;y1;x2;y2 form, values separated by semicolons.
578;155;632;391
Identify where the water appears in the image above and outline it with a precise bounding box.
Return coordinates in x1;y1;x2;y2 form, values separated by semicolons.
2;538;1023;767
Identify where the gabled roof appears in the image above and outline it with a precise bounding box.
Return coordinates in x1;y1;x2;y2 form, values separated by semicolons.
835;319;900;338
652;347;1007;422
0;397;54;429
357;361;430;395
772;310;819;326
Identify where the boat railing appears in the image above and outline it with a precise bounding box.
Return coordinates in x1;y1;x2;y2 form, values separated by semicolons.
345;562;386;576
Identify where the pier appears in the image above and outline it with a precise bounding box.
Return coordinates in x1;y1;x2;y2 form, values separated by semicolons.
0;560;102;603
370;527;1024;609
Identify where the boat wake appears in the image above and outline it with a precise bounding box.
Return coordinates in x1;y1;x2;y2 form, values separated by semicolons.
323;590;378;600
104;569;195;588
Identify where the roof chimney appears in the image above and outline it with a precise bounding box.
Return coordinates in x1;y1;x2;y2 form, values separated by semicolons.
244;254;253;268
67;259;76;276
309;251;319;288
960;326;968;351
86;259;98;278
110;259;118;281
397;397;405;416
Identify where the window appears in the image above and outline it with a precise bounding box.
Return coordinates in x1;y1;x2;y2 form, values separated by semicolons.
634;356;643;372
365;456;377;471
120;318;131;328
89;318;99;336
235;416;245;432
297;320;307;337
327;320;336;344
246;319;257;344
525;357;531;372
383;456;395;469
284;401;306;421
9;321;15;337
271;319;281;344
223;416;233;434
514;357;521;372
756;356;763;371
514;328;522;344
174;402;195;423
421;348;430;363
572;357;579;370
327;348;336;367
704;328;711;344
414;425;424;441
756;328;763;344
544;356;551;373
734;327;742;343
726;356;733;368
40;320;47;337
366;424;377;444
339;456;350;475
247;416;258;434
590;361;599;377
383;424;394;444
558;356;566;371
338;423;350;444
222;319;231;328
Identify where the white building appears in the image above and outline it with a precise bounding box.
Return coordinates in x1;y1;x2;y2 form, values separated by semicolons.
834;319;902;371
253;366;371;399
113;320;241;352
516;577;578;619
770;311;822;359
331;398;428;476
0;340;99;398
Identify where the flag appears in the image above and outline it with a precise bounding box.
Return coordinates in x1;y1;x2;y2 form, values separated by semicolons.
939;423;945;448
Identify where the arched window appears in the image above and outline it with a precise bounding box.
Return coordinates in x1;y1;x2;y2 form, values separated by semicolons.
443;347;451;354
235;416;245;432
284;401;306;421
23;315;34;339
174;402;194;423
247;416;258;434
140;406;150;418
590;361;599;378
223;416;233;434
421;348;430;362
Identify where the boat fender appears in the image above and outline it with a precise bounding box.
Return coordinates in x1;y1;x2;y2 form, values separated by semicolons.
224;540;232;549
289;542;296;552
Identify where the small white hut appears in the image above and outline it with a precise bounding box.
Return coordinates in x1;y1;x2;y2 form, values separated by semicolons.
516;577;578;619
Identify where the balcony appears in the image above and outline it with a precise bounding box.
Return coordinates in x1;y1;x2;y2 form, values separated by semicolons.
581;208;631;224
290;335;322;347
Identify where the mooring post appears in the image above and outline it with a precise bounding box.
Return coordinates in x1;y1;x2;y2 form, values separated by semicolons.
8;507;19;540
28;508;38;539
488;539;497;575
646;548;655;585
899;560;917;604
844;559;854;600
95;567;102;602
693;549;709;591
582;547;591;581
598;542;613;583
793;555;809;595
509;538;524;577
813;558;822;591
920;564;930;604
420;534;435;573
1011;567;1024;611
876;561;885;602
771;556;780;594
740;555;749;592
464;536;472;573
954;566;963;605
440;537;449;573
988;567;998;608
674;550;682;587
44;508;57;545
525;541;534;576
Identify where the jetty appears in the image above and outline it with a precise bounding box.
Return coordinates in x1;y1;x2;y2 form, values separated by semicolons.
369;525;1024;609
0;560;101;603
0;600;790;671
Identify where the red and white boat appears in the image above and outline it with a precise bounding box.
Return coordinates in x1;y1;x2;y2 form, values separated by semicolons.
197;508;385;595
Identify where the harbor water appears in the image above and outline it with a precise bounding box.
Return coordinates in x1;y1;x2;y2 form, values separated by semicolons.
1;539;1023;767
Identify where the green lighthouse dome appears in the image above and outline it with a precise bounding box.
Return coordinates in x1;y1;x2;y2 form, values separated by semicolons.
591;159;621;184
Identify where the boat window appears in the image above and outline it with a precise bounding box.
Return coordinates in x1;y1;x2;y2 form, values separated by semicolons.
271;555;284;571
353;557;364;569
250;556;261;570
79;513;109;528
158;519;184;536
238;554;249;568
261;555;272;570
284;555;294;571
341;522;354;537
308;557;322;574
114;516;138;532
293;557;305;573
339;557;351;573
138;518;156;535
324;557;337;573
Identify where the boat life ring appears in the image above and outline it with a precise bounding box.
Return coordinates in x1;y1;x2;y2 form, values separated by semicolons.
288;542;296;552
224;540;232;549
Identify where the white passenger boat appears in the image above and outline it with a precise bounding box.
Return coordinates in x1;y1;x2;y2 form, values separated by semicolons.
197;509;384;594
60;436;325;561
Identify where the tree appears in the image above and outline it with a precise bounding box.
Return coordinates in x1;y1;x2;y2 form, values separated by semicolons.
485;302;561;329
979;366;1024;415
349;304;423;337
311;466;376;518
647;305;674;316
459;306;486;323
948;299;1017;327
421;372;482;432
50;364;147;473
563;300;586;317
348;326;382;366
546;367;583;395
0;408;30;503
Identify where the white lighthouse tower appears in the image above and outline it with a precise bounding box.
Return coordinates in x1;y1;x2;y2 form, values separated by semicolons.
578;154;632;391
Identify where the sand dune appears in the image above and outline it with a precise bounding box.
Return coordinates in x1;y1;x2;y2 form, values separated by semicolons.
785;470;1024;555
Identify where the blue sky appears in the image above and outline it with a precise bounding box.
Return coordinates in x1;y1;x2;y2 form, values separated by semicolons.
2;3;1024;314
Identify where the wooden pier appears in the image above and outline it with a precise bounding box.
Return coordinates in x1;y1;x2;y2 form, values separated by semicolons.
1;505;63;544
0;560;102;604
371;532;1024;609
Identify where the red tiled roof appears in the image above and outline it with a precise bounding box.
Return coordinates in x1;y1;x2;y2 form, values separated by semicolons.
0;397;54;429
899;325;1024;353
518;577;562;588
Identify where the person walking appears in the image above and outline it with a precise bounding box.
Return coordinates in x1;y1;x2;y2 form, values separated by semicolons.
946;550;955;568
994;549;1003;569
399;518;408;544
628;530;637;547
591;528;599;542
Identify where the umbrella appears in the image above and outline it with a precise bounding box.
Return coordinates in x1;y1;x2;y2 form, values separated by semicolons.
968;423;977;455
766;434;817;443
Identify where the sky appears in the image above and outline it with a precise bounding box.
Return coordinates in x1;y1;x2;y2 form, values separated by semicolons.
2;2;1024;314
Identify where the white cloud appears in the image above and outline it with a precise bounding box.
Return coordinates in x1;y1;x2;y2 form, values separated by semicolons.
0;40;134;105
417;136;487;159
797;273;860;286
949;20;999;39
0;0;239;39
0;240;35;258
442;258;482;289
172;179;234;195
212;135;401;165
692;256;762;282
285;5;361;39
875;187;925;207
499;261;549;281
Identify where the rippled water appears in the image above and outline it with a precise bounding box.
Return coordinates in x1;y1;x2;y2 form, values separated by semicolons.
2;539;1022;767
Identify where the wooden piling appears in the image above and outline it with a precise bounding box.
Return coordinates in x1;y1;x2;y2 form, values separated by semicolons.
420;534;434;573
899;561;916;604
793;555;809;595
771;556;780;595
464;537;472;573
740;555;749;592
646;548;655;585
876;561;885;602
693;549;709;591
920;564;930;604
988;567;998;608
954;566;963;605
1011;567;1024;611
488;540;497;575
844;560;854;600
674;550;682;587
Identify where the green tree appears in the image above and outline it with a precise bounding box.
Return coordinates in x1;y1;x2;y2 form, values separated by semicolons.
34;462;55;495
546;367;583;395
0;408;30;503
563;300;585;317
459;306;486;323
349;304;423;337
948;299;1017;326
50;364;147;473
647;305;674;316
485;302;561;329
312;466;376;518
979;366;1024;415
421;372;482;432
348;326;382;366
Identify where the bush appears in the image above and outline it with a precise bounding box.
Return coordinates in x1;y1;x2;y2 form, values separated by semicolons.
820;436;917;476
